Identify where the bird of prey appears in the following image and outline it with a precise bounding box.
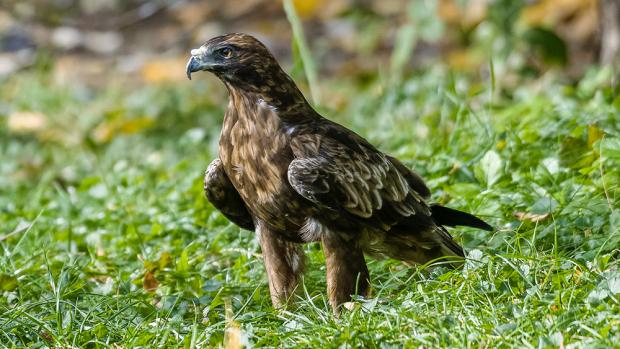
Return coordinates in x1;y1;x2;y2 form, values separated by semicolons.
187;33;492;313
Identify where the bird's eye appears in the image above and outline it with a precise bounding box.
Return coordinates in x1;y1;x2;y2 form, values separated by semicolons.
218;47;233;58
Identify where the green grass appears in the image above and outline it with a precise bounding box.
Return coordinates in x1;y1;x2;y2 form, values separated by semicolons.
1;63;619;348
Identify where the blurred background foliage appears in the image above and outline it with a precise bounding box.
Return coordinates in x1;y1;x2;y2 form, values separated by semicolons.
0;0;615;146
0;0;611;83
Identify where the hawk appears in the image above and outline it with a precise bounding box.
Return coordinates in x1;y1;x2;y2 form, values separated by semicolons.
186;33;492;313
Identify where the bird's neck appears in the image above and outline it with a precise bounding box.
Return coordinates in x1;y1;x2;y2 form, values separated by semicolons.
223;75;318;123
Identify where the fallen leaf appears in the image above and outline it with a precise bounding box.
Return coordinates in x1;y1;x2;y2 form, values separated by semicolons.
7;111;47;133
520;0;598;42
438;0;460;24
141;57;192;83
39;331;53;343
439;0;487;28
343;301;358;311
514;211;549;222
225;324;246;349
143;271;159;292
224;298;248;349
521;0;584;27
92;117;154;143
446;49;483;71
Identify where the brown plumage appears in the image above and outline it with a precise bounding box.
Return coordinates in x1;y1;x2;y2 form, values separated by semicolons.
188;33;492;313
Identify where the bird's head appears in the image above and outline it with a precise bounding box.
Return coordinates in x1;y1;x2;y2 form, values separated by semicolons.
186;33;310;113
187;33;280;86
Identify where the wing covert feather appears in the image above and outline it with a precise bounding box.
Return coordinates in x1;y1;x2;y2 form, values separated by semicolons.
288;129;430;222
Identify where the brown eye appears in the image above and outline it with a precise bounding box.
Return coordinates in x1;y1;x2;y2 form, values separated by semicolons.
218;47;233;58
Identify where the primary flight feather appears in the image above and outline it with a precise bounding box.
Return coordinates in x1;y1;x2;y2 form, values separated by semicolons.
187;33;492;313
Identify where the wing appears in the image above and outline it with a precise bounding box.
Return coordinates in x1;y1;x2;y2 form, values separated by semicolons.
287;122;431;227
204;158;255;231
387;155;431;199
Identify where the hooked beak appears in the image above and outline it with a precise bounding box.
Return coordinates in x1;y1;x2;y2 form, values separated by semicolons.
186;46;210;80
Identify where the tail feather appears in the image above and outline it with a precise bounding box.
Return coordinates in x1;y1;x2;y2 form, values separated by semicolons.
429;226;465;268
436;227;465;257
431;204;493;231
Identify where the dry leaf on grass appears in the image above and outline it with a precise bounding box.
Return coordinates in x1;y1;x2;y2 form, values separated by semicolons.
224;298;248;349
92;117;154;143
7;111;47;133
514;211;550;222
142;271;159;292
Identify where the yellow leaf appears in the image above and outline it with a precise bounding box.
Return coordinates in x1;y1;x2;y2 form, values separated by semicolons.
92;117;154;143
158;251;172;270
438;0;460;25
520;0;597;32
588;124;604;148
0;273;18;291
92;122;113;143
291;0;324;18
141;57;191;83
119;117;154;134
446;49;483;71
7;111;47;133
439;0;487;28
496;139;507;151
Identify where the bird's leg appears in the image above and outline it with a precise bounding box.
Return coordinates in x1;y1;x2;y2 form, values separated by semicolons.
204;158;255;231
322;233;370;314
257;222;305;308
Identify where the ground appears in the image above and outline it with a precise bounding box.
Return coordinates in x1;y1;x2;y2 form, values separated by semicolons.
1;63;619;348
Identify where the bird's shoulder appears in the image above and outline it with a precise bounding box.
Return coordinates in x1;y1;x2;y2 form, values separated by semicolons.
288;118;431;198
288;118;378;158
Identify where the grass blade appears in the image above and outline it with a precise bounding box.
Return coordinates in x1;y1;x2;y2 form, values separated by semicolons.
283;0;321;105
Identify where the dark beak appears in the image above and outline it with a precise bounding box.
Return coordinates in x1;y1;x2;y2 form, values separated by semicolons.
186;47;211;80
186;56;200;80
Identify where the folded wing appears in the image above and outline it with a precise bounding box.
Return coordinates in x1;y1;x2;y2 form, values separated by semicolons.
287;123;431;229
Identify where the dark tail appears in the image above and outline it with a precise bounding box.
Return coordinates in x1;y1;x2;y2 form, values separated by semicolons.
431;204;493;231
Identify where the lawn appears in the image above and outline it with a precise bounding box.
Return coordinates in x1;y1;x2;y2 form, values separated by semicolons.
1;62;619;348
